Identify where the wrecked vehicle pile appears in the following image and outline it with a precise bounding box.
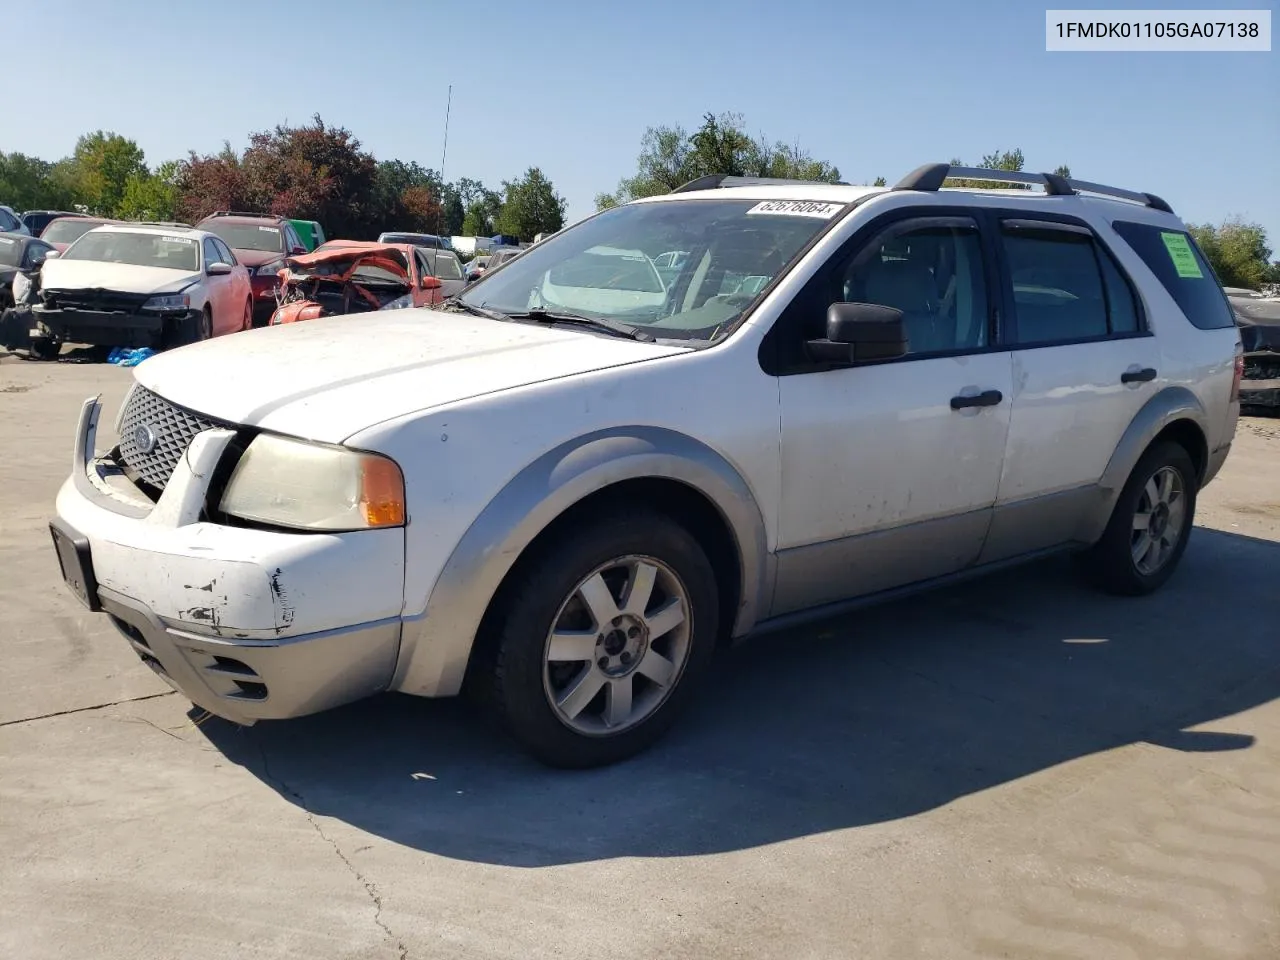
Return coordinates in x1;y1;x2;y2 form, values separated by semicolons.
1229;292;1280;411
269;242;442;325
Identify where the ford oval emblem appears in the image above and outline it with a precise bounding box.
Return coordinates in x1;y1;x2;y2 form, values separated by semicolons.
134;423;160;455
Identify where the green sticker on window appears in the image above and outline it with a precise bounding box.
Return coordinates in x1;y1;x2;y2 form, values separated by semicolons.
1160;232;1203;279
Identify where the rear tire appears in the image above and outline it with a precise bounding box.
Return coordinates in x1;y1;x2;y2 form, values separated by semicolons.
1077;440;1197;596
478;508;719;768
242;299;252;332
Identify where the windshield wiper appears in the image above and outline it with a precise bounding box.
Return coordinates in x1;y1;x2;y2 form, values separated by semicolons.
444;299;511;323
507;308;656;342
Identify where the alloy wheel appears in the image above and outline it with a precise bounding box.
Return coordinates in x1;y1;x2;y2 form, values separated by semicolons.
1131;465;1187;575
542;555;692;736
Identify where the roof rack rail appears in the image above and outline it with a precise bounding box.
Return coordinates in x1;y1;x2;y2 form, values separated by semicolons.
892;163;1173;214
134;221;193;228
206;210;280;220
671;174;850;193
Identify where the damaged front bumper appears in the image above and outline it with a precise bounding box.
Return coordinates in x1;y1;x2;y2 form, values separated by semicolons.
1241;353;1280;409
51;397;407;724
32;304;171;347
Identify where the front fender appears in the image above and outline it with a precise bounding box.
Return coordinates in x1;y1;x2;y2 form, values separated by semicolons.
391;426;770;697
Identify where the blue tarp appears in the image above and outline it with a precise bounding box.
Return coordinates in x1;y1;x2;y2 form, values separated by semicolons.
106;347;155;367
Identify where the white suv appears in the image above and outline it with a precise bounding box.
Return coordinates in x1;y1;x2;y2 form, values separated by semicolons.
51;164;1242;767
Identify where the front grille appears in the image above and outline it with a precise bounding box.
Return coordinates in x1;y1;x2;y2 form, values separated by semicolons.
116;385;229;491
43;288;150;313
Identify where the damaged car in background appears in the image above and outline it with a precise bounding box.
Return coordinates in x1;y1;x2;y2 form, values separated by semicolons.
269;242;443;324
1228;288;1280;411
30;223;253;358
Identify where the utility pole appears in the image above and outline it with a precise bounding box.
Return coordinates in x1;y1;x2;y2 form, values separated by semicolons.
437;84;453;240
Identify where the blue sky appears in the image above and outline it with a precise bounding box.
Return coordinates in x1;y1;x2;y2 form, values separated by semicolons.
8;0;1278;243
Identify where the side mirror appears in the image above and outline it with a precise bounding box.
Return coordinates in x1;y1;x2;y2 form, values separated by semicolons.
290;245;306;255
420;275;442;290
207;261;232;276
42;249;60;261
806;302;908;365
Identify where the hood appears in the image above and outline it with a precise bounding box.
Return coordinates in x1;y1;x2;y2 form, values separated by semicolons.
232;248;285;268
283;244;410;282
1231;296;1280;354
40;258;198;295
134;309;690;443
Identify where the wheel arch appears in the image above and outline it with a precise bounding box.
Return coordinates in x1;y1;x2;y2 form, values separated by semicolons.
1082;386;1209;543
391;427;770;697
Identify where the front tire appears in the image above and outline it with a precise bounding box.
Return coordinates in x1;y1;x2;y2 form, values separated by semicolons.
1079;440;1198;596
481;509;719;768
161;308;211;350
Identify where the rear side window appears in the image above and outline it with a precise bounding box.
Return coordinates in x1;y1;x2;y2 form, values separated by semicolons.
1001;224;1109;344
1111;221;1235;330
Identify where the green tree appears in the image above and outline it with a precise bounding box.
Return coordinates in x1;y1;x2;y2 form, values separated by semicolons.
1188;218;1276;290
1053;165;1072;178
70;131;148;215
494;167;566;241
597;113;841;209
0;152;82;211
116;160;180;221
873;176;887;187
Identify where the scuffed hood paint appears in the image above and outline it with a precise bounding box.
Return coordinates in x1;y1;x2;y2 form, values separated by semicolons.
133;308;690;443
41;258;199;295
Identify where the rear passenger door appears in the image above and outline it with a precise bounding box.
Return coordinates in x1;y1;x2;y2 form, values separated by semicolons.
981;215;1161;562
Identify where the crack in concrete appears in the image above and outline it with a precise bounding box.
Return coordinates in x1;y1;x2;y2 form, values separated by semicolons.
0;691;175;728
255;741;409;960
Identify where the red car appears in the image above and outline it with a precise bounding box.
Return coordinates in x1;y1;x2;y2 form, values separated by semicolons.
40;216;120;253
195;212;308;326
269;241;443;325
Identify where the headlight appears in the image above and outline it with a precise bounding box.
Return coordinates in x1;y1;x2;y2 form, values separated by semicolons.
256;260;284;277
219;433;406;531
11;272;31;305
142;293;190;312
381;294;414;310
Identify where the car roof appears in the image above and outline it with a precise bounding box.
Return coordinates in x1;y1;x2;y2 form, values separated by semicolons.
198;213;286;226
88;223;216;241
634;183;880;206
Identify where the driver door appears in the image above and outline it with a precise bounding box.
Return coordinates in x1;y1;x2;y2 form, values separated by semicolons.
771;213;1014;615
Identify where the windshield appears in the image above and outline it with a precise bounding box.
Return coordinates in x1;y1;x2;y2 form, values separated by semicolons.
42;219;105;245
458;198;840;340
62;231;200;271
0;236;22;266
204;222;283;253
420;249;463;280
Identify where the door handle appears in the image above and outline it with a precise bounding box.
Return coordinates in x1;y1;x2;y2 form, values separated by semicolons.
950;389;1003;410
1121;367;1157;384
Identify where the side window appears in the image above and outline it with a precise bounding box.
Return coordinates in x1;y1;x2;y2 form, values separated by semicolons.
285;226;301;251
202;238;222;268
1098;246;1139;333
1000;222;1111;345
1110;221;1236;330
837;218;990;355
214;238;237;265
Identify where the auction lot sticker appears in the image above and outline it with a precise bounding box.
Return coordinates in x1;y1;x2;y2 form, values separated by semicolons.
1046;9;1271;51
746;200;844;219
1161;232;1204;278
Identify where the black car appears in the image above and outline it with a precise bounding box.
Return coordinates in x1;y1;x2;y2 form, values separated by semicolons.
21;210;86;237
0;232;54;307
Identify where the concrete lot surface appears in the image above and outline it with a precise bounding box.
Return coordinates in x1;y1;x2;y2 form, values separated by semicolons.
2;357;1278;960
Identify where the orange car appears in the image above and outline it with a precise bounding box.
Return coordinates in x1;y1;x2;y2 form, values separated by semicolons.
269;241;444;325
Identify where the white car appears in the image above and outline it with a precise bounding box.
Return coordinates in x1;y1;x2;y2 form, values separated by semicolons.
51;165;1241;768
31;223;253;359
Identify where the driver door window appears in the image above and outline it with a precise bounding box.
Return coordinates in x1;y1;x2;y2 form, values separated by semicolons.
836;219;990;356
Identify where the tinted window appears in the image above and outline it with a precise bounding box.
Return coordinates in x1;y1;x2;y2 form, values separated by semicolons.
22;241;53;268
1111;221;1235;330
42;219;105;245
1098;246;1140;333
0;209;20;231
1001;225;1109;344
838;220;990;354
213;238;237;264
